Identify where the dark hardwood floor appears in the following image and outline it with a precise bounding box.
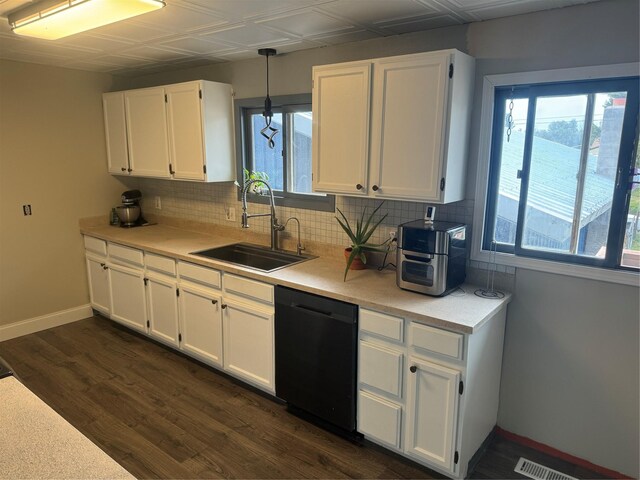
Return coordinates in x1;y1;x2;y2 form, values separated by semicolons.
0;316;608;479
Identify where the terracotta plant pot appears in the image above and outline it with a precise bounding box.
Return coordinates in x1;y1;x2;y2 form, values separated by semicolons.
344;247;366;270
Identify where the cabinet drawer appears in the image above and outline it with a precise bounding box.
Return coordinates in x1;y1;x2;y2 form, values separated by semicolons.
84;236;107;256
108;243;144;267
360;308;403;342
358;390;402;449
145;252;176;276
359;341;403;398
178;261;221;289
410;322;463;360
224;273;273;306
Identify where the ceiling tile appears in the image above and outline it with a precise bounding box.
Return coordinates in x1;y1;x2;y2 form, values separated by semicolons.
157;36;235;55
197;24;294;48
308;29;380;45
256;9;355;38
379;14;464;34
132;3;228;33
318;0;437;25
90;21;172;43
58;34;134;52
120;45;192;62
179;0;317;21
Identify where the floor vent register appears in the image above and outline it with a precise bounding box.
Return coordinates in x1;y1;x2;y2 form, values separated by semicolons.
515;457;577;480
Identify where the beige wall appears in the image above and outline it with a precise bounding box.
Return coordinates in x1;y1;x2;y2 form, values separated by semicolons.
0;60;127;327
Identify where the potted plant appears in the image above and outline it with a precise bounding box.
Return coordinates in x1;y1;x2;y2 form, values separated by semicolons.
336;202;390;281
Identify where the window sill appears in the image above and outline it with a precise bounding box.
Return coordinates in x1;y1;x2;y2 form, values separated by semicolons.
471;249;639;287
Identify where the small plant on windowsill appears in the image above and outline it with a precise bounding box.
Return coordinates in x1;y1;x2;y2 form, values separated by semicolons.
242;168;270;194
336;202;391;281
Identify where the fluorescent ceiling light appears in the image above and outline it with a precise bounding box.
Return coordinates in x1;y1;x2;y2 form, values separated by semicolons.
8;0;165;40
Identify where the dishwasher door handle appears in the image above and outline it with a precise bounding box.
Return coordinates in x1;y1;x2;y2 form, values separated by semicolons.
291;303;332;317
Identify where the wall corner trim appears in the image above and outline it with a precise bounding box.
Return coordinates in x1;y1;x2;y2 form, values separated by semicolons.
0;305;92;342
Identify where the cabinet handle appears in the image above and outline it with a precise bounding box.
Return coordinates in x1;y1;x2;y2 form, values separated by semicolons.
221;304;227;309
102;265;108;270
356;183;363;190
121;167;126;172
372;185;379;191
410;365;417;373
212;300;218;305
100;263;105;267
127;168;132;173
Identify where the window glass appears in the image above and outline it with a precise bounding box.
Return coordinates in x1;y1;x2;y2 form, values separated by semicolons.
622;130;640;268
290;111;313;194
250;112;283;191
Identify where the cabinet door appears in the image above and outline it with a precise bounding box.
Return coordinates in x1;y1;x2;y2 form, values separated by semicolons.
108;263;147;333
179;284;223;367
86;254;110;315
405;356;460;474
125;87;171;178
146;274;179;347
102;92;129;175
312;62;371;195
166;82;205;181
222;299;274;392
359;390;402;449
369;52;450;201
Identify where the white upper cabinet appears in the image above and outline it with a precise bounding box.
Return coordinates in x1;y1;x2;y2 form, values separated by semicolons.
125;86;172;178
312;49;475;203
312;62;371;195
102;92;129;175
102;80;235;182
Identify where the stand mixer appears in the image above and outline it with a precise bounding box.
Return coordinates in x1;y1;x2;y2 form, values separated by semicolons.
115;190;148;227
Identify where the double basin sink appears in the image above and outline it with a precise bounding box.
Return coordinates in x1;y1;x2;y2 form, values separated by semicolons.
190;243;315;272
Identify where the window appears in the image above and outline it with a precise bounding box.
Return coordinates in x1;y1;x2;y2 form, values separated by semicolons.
483;76;639;270
235;94;334;211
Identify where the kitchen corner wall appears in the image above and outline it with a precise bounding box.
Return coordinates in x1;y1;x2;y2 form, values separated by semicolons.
0;60;128;329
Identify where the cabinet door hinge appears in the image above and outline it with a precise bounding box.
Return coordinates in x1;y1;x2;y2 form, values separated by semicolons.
459;380;464;395
312;79;314;89
178;333;182;342
454;451;459;464
449;63;454;79
203;165;207;174
198;89;202;99
169;163;174;175
440;177;446;191
146;320;150;328
143;278;148;286
164;94;168;103
176;288;180;297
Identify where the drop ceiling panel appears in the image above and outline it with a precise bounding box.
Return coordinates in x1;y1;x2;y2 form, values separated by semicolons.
0;0;604;75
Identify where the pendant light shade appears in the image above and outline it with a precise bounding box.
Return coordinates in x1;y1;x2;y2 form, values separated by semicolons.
8;0;165;40
258;48;278;149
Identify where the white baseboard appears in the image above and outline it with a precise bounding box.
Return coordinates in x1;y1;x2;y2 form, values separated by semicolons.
0;305;93;342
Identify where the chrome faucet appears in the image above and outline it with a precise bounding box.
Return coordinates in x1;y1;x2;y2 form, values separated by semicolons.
241;179;284;250
282;217;305;256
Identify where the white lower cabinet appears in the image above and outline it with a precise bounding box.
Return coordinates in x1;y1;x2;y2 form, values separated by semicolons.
108;262;147;333
146;272;180;348
359;390;402;449
86;253;110;315
178;283;223;367
405;356;461;473
222;297;274;392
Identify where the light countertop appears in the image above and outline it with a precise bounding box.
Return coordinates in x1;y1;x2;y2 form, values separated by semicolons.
80;223;511;334
0;376;134;480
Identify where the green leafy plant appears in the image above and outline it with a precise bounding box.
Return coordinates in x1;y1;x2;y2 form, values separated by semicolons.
336;202;390;281
242;168;270;194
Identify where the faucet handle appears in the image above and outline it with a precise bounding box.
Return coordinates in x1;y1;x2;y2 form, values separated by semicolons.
297;243;305;256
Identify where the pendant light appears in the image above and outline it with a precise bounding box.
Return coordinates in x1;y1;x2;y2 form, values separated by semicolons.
258;48;278;149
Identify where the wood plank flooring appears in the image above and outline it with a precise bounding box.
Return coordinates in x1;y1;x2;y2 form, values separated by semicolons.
0;316;608;480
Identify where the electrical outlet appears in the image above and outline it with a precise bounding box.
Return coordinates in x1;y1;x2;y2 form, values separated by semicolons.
388;230;396;240
226;207;236;221
154;196;161;210
23;204;32;216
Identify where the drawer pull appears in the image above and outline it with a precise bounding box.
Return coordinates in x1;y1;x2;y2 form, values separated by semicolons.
356;183;363;190
410;365;417;373
212;299;218;305
221;304;227;309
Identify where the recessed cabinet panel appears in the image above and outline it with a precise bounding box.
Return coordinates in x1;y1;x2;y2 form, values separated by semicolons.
312;63;371;195
108;263;147;333
359;390;402;449
369;53;448;201
360;308;404;342
179;284;223;367
147;274;179;348
86;254;110;315
125;87;171;178
405;357;460;474
411;322;464;361
359;341;403;398
102;92;129;175
166;82;205;181
222;299;274;392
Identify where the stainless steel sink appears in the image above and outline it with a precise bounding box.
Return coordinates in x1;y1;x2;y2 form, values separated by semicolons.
190;243;315;272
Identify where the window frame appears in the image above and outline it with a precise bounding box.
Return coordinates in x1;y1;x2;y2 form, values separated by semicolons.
472;63;640;286
234;94;335;212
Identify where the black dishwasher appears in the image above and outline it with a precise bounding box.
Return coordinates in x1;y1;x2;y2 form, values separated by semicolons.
275;286;358;434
